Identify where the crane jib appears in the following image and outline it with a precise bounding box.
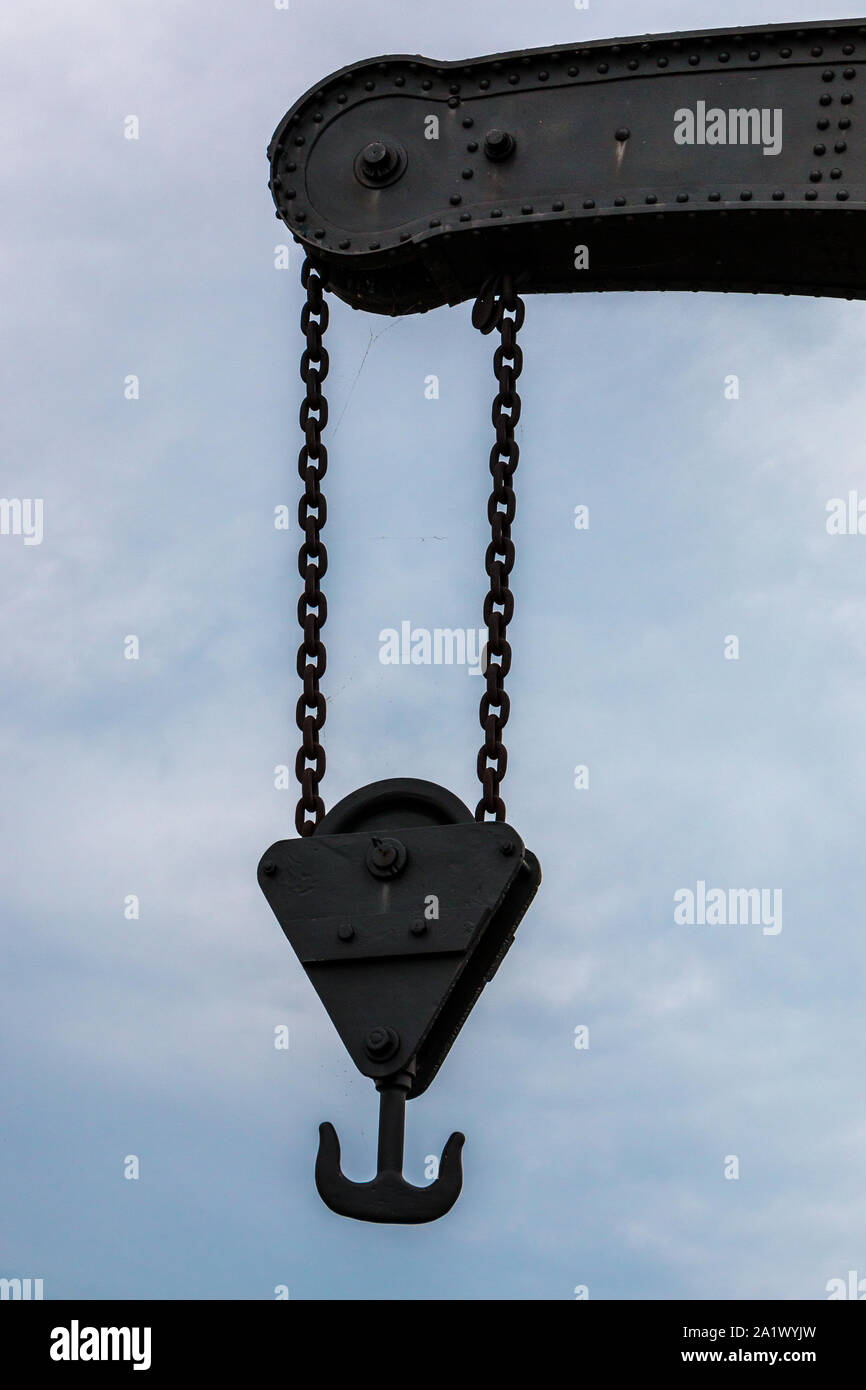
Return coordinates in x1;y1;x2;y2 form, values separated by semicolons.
268;18;866;314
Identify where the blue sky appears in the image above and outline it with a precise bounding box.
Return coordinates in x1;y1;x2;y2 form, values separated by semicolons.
2;0;866;1299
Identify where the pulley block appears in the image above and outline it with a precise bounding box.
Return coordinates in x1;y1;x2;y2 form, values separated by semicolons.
258;779;540;1222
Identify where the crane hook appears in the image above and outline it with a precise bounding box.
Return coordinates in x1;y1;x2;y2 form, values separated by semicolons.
315;1067;465;1224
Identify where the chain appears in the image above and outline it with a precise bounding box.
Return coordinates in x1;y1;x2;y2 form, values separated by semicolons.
472;274;525;822
294;258;330;836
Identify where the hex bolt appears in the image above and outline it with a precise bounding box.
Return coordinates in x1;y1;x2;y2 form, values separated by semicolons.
337;923;355;942
364;1026;401;1061
483;128;516;161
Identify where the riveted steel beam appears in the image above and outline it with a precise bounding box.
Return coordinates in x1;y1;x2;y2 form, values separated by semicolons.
269;18;866;314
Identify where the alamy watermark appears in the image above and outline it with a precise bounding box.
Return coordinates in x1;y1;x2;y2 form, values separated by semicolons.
0;498;42;545
674;880;782;936
379;622;487;675
674;102;783;156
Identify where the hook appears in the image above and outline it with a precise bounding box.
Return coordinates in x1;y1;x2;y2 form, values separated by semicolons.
315;1068;465;1224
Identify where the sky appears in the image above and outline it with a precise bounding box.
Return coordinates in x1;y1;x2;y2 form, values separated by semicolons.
2;0;866;1301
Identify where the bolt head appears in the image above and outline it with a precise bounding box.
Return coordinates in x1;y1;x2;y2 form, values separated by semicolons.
484;128;515;161
365;836;407;879
262;861;277;876
410;919;428;936
337;923;355;942
364;1026;400;1061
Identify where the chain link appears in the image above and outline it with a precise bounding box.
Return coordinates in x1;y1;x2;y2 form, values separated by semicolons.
473;274;525;822
294;259;330;836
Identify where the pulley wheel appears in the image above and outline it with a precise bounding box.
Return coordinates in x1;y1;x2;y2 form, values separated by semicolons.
315;778;473;835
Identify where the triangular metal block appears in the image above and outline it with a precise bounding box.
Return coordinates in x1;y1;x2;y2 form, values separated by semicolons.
258;782;540;1096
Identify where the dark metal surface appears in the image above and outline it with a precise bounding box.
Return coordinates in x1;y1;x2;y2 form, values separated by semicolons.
474;275;524;823
294;260;329;835
268;19;866;314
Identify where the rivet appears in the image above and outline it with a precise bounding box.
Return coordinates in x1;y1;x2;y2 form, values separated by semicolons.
627;59;638;70
448;97;459;107
837;190;850;199
463;117;474;128
719;52;730;63
583;198;596;208
740;191;753;201
365;81;375;91
780;47;792;58
597;62;609;74
553;199;565;210
817;118;831;129
339;239;350;249
539;71;549;81
830;168;843;178
814;143;827;154
450;194;462;205
748;51;760;61
839;117;852;128
657;57;668;68
823;70;836;82
812;46;824;57
500;840;517;857
806;189;818;200
772;189;785;200
615;127;631;141
844;68;857;79
337;923;355;942
810;170;823;181
708;192;721;201
521;204;533;214
568;66;578;76
614;195;626;206
689;55;701;66
462;168;474;179
841;93;854;103
410;920;428;936
676;192;689;203
508;73;519;84
467;140;478;152
459;212;471;221
262;861;276;876
646;194;658;204
820;94;833;105
422;79;432;90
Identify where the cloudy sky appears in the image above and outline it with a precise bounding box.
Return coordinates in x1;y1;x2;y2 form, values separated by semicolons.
2;0;866;1300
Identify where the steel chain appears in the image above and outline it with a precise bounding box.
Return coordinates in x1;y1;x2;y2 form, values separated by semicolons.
473;274;525;822
294;258;330;836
